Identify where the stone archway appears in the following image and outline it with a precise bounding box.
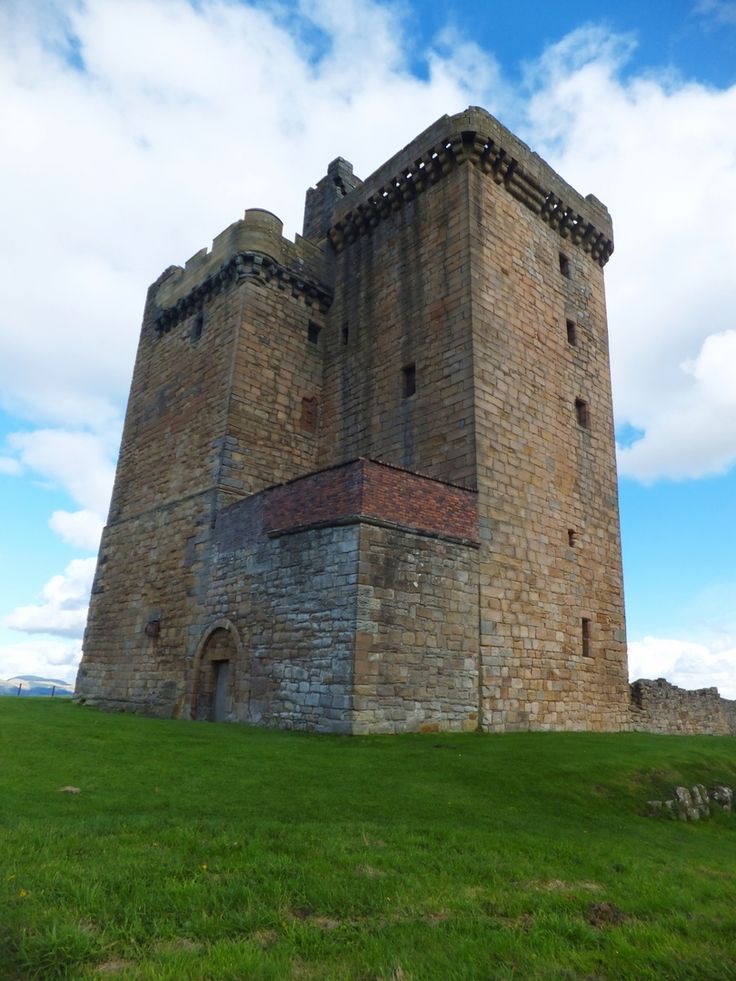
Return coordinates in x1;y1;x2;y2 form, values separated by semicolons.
191;621;243;722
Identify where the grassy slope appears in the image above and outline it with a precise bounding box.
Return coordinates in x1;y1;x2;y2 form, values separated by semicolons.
1;700;735;980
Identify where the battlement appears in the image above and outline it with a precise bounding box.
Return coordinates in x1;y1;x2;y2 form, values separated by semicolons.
329;107;613;265
152;208;330;320
79;106;634;735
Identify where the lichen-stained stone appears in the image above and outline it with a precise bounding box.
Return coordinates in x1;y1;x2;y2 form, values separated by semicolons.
77;107;636;733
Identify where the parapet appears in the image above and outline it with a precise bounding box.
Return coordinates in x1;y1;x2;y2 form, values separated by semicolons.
328;107;614;265
303;158;363;243
152;207;330;318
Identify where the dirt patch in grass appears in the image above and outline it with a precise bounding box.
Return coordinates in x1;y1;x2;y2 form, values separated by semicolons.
585;901;626;928
533;879;604;893
96;960;133;974
357;864;386;878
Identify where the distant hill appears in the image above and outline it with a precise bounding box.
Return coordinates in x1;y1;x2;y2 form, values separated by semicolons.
0;676;74;697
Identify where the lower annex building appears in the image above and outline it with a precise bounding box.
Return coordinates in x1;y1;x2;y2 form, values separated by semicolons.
76;106;633;733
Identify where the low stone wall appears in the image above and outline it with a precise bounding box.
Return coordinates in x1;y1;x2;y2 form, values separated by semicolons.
630;678;736;735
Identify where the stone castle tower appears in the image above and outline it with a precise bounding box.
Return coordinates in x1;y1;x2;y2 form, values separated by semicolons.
76;107;630;733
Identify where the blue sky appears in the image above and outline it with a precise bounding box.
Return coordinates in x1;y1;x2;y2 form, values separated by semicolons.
0;0;734;694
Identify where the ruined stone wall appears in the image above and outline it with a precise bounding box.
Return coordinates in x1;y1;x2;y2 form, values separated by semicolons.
631;679;736;735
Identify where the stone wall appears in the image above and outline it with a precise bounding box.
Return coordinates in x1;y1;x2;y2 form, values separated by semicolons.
262;459;478;542
319;148;477;489
631;678;736;735
467;157;628;733
352;523;479;734
195;462;480;733
78;107;636;735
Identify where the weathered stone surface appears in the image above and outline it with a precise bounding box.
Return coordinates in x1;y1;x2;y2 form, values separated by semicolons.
646;784;734;821
77;106;635;733
631;678;736;735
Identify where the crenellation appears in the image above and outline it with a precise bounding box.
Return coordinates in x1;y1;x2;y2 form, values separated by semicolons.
77;106;727;736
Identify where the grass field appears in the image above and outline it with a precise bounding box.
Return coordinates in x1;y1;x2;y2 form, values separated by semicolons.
1;699;735;980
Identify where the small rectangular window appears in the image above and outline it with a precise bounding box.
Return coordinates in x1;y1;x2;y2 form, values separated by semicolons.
566;319;577;346
559;252;570;278
402;363;416;398
191;311;204;342
300;396;318;433
582;618;591;657
568;529;576;547
307;321;321;344
575;398;590;430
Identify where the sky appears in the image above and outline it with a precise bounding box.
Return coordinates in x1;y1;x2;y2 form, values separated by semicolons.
0;0;735;696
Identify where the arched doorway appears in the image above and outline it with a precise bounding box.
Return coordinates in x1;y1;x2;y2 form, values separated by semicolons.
192;624;239;722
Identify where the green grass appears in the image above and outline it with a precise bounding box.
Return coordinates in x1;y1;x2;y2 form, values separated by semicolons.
1;700;735;980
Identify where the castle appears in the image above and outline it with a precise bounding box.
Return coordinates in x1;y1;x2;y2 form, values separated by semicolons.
76;106;633;733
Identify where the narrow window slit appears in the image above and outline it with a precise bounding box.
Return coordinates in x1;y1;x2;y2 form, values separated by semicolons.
191;311;204;342
402;363;416;398
582;618;591;658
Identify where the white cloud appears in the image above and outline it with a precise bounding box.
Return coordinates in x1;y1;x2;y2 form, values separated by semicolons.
7;429;115;516
0;635;81;686
0;0;501;437
629;635;736;699
523;28;736;482
1;5;731;488
0;457;22;476
618;330;736;481
3;557;96;639
695;1;736;26
49;508;104;551
0;0;735;703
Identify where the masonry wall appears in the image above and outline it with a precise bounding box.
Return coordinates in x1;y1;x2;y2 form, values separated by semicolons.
79;107;640;735
466;164;629;732
77;262;243;713
221;276;324;500
193;462;480;733
352;524;480;734
77;493;213;716
203;501;359;733
631;679;736;735
320;164;476;488
79;210;334;714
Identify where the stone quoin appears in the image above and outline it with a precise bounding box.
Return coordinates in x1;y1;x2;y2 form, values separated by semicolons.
75;107;733;734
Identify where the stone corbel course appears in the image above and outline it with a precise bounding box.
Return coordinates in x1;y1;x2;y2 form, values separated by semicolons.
154;251;333;335
328;111;614;266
